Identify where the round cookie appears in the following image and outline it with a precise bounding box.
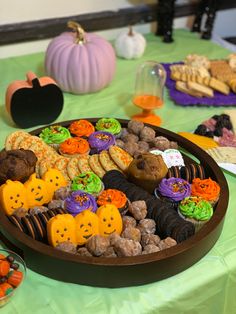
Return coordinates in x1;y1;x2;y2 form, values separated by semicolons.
99;150;120;172
77;155;92;173
109;145;133;171
88;154;106;178
5;131;30;150
53;157;70;182
67;157;80;180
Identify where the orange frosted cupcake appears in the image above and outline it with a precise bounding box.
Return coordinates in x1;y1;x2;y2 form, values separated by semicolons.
97;189;129;215
68;120;95;138
59;137;90;158
191;177;220;205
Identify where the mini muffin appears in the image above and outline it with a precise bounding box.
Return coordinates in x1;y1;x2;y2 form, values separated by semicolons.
71;171;104;196
68;119;95;137
127;152;168;193
191;177;220;206
65;190;97;216
59;137;90;158
88;131;115;154
39;125;71;149
178;196;214;231
95;118;121;136
97;189;129;215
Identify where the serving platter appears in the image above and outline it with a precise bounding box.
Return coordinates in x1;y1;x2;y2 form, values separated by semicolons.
0;118;229;287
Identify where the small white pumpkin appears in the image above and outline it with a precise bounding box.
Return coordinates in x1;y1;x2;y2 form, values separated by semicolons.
115;26;146;60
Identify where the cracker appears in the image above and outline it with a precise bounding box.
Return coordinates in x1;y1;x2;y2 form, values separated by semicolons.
208;77;230;95
109;145;133;171
206;147;236;163
99;150;120;172
77;155;92;173
187;81;214;98
176;81;203;97
67;157;80;180
88;154;106;178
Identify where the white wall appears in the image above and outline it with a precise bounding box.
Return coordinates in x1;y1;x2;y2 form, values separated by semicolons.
0;0;235;59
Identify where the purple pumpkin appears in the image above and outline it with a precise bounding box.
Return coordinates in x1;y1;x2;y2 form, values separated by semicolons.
45;21;116;94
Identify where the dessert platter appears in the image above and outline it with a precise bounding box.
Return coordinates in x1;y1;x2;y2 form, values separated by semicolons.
0;118;228;287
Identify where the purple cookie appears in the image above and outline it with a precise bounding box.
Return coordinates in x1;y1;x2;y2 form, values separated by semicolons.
155;177;191;202
65;190;97;216
88;131;115;153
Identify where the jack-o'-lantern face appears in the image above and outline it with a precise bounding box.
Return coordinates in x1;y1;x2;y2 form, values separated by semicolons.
0;180;28;215
47;214;77;247
24;173;50;207
96;204;123;237
75;210;99;245
42;168;68;199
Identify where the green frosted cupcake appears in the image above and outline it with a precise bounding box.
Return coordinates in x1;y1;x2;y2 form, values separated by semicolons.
39;125;71;149
95;118;121;136
178;196;213;232
71;171;104;196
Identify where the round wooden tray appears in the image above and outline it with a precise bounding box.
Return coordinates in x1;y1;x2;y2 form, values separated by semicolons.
0;119;229;287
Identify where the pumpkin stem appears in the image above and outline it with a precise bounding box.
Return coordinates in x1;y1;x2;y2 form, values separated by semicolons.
128;25;134;36
67;21;86;44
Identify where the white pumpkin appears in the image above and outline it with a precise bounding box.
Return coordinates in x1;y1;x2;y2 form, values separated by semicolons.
115;26;146;60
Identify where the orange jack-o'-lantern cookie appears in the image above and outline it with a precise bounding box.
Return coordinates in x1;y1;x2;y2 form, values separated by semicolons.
47;214;77;247
0;180;29;215
75;210;100;245
96;204;123;237
24;173;51;207
42;168;68;199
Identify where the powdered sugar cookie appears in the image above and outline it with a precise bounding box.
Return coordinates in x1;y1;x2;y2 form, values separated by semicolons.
99;150;120;172
109;145;133;171
89;154;106;178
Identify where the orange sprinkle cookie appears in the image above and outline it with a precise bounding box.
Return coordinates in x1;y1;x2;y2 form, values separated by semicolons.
59;137;90;157
67;157;80;180
99;150;120;172
5;131;30;150
77;155;92;173
109;145;133;171
88;154;106;178
68;119;95;137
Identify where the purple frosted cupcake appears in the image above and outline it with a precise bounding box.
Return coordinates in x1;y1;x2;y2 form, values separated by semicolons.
65;190;97;216
154;177;191;210
88;131;115;154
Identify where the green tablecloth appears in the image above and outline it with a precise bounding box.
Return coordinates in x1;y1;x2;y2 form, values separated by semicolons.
0;29;236;314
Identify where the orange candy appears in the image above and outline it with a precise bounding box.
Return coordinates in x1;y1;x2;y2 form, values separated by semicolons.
97;189;127;209
0;260;10;277
59;137;90;155
69;120;95;137
0;283;13;296
7;270;23;287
